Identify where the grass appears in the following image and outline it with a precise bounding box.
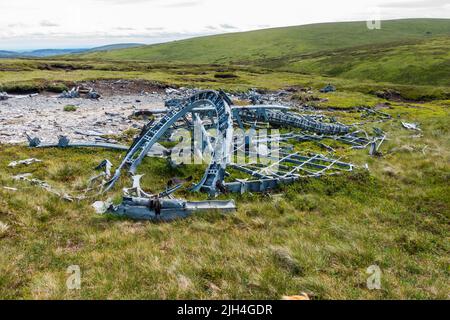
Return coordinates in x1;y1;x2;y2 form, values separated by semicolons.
275;37;450;86
0;60;448;102
74;19;450;86
63;105;77;112
0;99;448;299
77;19;450;64
1;19;449;99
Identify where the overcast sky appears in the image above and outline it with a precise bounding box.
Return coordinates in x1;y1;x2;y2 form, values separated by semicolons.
0;0;449;50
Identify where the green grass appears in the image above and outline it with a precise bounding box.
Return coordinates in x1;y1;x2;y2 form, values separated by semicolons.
63;105;77;112
0;100;448;299
276;37;450;86
74;19;450;86
1;20;448;101
78;19;450;64
0;60;448;102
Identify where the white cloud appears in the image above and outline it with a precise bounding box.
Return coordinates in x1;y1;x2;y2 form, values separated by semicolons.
219;24;238;30
40;20;60;27
0;0;448;50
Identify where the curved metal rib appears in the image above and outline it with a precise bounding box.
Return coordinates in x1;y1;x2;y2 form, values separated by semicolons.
104;90;233;196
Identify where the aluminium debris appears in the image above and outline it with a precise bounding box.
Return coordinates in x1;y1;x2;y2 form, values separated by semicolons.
21;89;394;221
8;158;42;167
59;87;80;99
12;173;74;201
0;92;11;101
92;199;113;214
402;121;422;131
320;84;336;93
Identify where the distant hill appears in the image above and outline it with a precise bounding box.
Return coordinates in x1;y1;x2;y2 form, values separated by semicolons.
78;19;450;85
24;48;88;57
88;43;144;52
0;43;145;58
79;19;450;63
0;50;23;58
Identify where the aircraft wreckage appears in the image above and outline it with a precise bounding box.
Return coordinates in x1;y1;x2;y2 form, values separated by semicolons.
26;90;390;221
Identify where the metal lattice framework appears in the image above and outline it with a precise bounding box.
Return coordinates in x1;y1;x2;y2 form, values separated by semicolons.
25;90;389;220
232;107;350;135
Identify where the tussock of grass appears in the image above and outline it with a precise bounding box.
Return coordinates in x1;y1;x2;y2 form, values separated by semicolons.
63;105;77;112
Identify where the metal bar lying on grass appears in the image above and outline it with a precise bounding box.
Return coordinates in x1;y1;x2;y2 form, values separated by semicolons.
26;134;169;158
111;197;236;221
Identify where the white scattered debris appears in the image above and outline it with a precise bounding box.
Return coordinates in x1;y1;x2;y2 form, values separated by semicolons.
102;160;113;178
8;158;42;168
421;145;428;155
3;186;18;191
165;88;179;94
87;88;101;100
402;122;421;131
58;87;80;99
0;221;9;237
123;175;151;197
92;199;113;214
12;173;33;180
0;92;11;101
12;173;74;201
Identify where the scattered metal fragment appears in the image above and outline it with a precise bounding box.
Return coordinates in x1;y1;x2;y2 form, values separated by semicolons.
0;221;9;236
74;130;105;137
112;197;236;221
131;110;156;118
3;186;18;191
0;92;11;101
87;89;101;100
8;158;42;167
85;159;114;194
92;199;113;214
25;133;41;147
165;88;180;95
123;175;152;198
12;173;33;180
27;134;169;158
59;87;80;99
232;105;350;134
12;173;74;201
320;84;336;93
402;122;421;131
95;159;113;178
58;86;100;99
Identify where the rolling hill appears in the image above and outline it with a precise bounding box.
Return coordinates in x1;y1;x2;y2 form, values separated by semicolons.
0;50;23;58
87;43;144;52
24;48;88;57
0;43;145;58
78;19;450;85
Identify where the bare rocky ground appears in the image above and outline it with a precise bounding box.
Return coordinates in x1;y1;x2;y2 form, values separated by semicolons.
0;93;167;144
0;80;298;145
0;80;187;144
